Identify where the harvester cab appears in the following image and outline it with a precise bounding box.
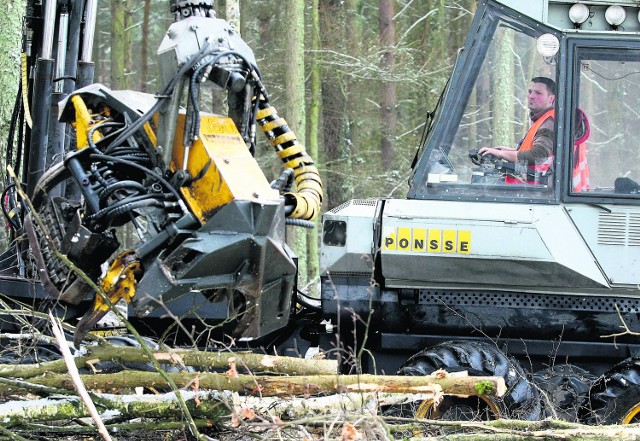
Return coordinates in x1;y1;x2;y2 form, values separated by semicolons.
320;0;640;424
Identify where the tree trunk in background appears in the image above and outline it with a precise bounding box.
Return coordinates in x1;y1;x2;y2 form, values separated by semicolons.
110;0;131;89
226;0;240;31
307;0;322;294
110;0;133;248
319;2;348;210
492;30;514;148
284;0;308;286
140;0;151;92
342;0;359;202
0;0;26;182
379;0;397;169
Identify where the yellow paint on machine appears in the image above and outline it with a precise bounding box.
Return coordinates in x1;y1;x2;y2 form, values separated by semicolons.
383;227;471;254
171;113;279;223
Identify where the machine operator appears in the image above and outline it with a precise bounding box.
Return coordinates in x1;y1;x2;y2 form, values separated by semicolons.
479;77;556;183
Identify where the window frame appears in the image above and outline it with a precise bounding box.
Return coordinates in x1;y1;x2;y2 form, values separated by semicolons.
562;38;640;205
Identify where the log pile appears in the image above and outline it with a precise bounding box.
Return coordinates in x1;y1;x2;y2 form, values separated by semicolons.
0;334;506;440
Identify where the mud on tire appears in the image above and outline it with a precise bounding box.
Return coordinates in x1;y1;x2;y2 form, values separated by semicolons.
398;340;542;420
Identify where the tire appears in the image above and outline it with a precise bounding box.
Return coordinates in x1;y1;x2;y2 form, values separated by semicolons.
397;340;542;421
583;357;640;424
533;364;595;422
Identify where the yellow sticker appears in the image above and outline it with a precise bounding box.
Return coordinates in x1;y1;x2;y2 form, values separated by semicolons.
398;228;412;251
383;228;397;250
382;227;472;255
412;228;427;252
443;230;457;253
428;229;442;253
458;230;472;254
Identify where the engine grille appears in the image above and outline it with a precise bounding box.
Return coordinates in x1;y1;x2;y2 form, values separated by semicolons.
598;212;640;246
418;290;640;313
329;198;379;213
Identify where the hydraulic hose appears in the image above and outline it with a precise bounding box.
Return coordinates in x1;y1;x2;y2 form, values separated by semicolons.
256;102;323;221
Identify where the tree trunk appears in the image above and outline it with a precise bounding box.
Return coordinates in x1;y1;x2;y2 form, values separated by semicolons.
284;0;308;285
379;0;397;169
319;2;349;209
306;0;322;295
226;0;240;31
492;29;515;147
110;0;131;90
140;0;151;92
0;0;25;184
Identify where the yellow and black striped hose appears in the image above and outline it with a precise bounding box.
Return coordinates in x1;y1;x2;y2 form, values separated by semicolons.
257;103;323;221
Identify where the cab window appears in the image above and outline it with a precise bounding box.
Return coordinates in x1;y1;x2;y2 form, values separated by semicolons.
571;46;640;198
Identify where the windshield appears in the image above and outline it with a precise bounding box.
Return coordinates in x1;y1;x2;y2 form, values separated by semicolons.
410;11;560;202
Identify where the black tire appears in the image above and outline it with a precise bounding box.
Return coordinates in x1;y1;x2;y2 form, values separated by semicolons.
397;340;542;421
583;357;640;424
533;364;595;422
0;339;61;364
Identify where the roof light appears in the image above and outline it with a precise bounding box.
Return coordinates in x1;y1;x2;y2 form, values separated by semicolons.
605;5;626;27
569;3;590;25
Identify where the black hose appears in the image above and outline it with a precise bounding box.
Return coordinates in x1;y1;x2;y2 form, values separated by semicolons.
6;84;22;183
188;50;252;142
108;39;215;150
87;121;124;151
285;218;315;229
89;154;185;213
0;184;20;230
295;289;321;312
89;193;168;223
99;180;148;207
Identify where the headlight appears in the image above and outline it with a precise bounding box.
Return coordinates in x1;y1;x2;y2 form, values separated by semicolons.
568;4;590;26
605;5;626;27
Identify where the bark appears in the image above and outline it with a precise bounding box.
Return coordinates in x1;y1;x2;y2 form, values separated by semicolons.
140;0;151;92
0;346;338;378
379;0;397;169
0;0;25;183
492;29;515;147
284;0;308;284
319;1;348;209
110;0;131;89
0;391;228;427
236;391;438;417
306;0;322;294
0;371;505;398
226;0;240;32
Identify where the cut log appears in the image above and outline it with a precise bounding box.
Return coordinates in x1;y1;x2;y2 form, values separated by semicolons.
0;371;504;398
0;346;338;378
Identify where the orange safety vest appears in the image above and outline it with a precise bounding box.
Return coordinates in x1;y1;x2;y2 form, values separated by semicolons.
505;109;590;191
572;110;590;192
505;109;555;185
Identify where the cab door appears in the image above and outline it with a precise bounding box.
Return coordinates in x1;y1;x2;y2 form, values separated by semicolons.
564;41;640;286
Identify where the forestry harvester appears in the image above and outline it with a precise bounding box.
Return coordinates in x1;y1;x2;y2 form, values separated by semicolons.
318;0;640;426
4;0;640;428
